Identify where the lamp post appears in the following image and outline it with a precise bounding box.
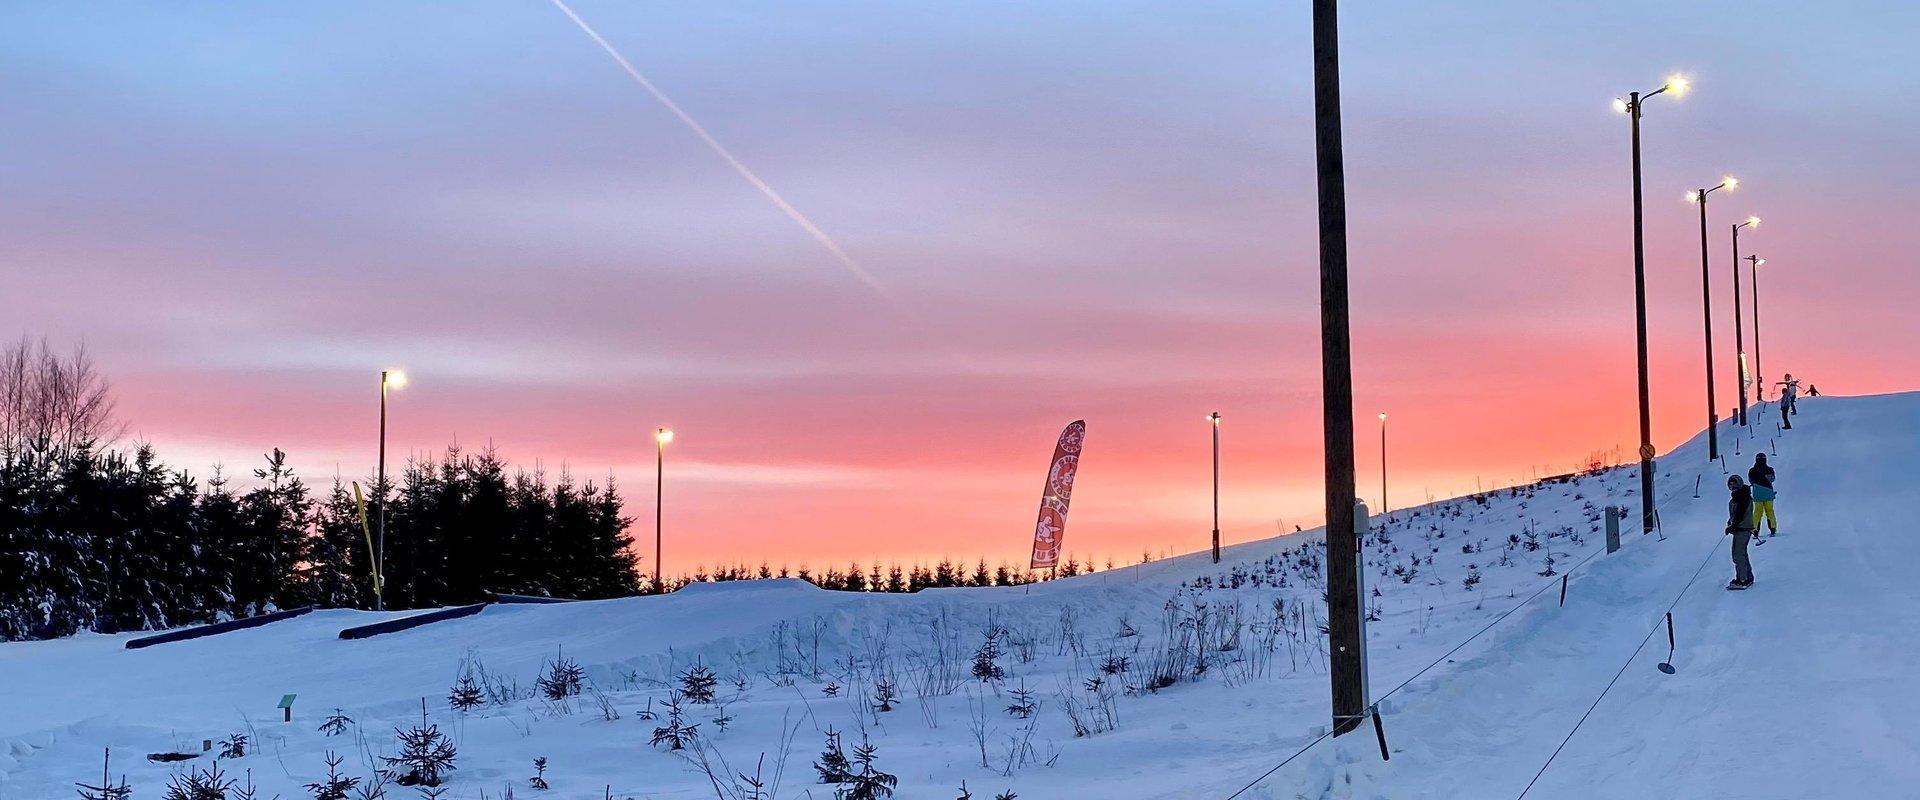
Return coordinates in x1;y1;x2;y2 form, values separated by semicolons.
1208;412;1221;563
1378;412;1388;518
1686;176;1736;460
1731;216;1759;424
376;369;407;611
654;427;673;593
1747;254;1766;400
1615;74;1688;534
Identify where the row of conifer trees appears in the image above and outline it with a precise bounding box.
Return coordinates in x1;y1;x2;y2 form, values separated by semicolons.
0;440;638;641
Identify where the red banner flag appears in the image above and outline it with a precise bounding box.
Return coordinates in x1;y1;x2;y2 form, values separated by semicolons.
1029;420;1085;570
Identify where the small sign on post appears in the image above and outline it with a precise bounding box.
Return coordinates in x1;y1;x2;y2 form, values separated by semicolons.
278;693;297;723
1605;506;1622;554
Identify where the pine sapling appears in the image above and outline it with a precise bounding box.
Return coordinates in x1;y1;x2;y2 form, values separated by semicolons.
318;709;353;737
871;678;897;713
528;757;549;790
971;631;1004;683
537;653;585;701
1004;682;1036;719
163;759;235;800
678;663;718;704
648;693;699;751
813;728;850;784
383;702;457;787
76;748;133;800
840;738;897;800
449;673;485;712
219;732;249;759
306;751;360;800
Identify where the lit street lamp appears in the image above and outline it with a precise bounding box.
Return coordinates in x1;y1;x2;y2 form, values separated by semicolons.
1748;254;1767;399
1377;412;1388;518
1208;412;1221;564
1616;73;1688;534
654;427;674;593
1686;176;1736;460
376;369;407;611
1731;216;1760;424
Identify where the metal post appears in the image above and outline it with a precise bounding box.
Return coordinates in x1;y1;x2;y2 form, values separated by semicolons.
655;433;665;593
1695;190;1719;460
1210;412;1221;563
1749;255;1763;398
376;371;388;611
1312;0;1366;738
1731;224;1748;426
1379;414;1388;517
1629;93;1658;534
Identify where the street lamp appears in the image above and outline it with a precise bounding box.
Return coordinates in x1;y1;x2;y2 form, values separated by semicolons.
654;427;674;593
1208;412;1221;564
1731;216;1760;424
1686;175;1736;460
376;369;407;611
1377;412;1388;519
1615;73;1688;534
1747;254;1767;400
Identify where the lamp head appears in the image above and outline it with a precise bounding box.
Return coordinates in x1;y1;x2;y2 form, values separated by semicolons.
1664;74;1691;97
1746;215;1762;228
1722;175;1738;191
384;370;408;390
1685;190;1700;204
1208;412;1221;426
656;428;675;446
1611;97;1630;114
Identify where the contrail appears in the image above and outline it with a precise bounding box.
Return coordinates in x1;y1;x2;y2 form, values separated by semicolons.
546;0;888;297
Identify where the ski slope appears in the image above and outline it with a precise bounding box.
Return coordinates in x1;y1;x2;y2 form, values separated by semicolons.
0;393;1912;799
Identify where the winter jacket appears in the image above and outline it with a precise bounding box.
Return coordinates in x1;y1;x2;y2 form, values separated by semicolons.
1749;463;1776;501
1727;485;1755;533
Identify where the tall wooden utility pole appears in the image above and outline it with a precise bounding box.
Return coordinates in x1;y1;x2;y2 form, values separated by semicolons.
1312;0;1367;737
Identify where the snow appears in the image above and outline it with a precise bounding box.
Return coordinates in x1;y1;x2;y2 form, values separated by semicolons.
1;393;1912;799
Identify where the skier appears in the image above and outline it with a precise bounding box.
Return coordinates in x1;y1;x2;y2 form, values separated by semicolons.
1807;384;1821;397
1726;475;1756;590
1777;374;1801;416
1748;453;1779;536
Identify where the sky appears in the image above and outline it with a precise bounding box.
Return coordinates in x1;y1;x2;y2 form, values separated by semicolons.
3;1;1916;573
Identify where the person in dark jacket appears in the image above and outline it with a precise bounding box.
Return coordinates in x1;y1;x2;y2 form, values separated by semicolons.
1748;454;1778;536
1727;475;1756;589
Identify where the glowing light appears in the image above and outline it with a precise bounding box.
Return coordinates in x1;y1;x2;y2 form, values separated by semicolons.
1665;75;1691;96
1379;412;1388;421
1686;190;1700;204
656;427;675;446
384;370;408;390
1722;176;1739;190
1747;216;1762;228
1756;257;1767;266
1612;97;1630;114
1208;412;1221;426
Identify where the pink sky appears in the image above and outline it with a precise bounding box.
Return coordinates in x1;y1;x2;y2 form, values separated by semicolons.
4;1;1915;572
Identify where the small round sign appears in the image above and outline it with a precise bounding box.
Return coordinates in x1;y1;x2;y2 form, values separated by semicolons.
1639;443;1657;460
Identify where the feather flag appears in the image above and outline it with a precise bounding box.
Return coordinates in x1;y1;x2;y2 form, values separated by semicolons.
1029;420;1086;570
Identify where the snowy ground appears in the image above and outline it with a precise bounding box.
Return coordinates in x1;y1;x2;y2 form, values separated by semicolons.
2;393;1911;799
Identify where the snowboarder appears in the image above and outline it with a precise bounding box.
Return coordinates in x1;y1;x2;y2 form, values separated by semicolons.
1748;454;1778;536
1726;475;1756;590
1807;384;1821;397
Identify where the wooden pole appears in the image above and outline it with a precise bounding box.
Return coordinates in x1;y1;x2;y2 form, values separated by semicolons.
1312;0;1366;738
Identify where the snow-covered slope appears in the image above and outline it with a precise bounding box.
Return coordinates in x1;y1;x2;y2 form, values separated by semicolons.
1;393;1911;799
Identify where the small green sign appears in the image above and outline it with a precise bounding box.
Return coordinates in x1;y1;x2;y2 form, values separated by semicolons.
278;694;297;709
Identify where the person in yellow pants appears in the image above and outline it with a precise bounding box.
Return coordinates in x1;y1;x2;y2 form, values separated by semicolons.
1748;454;1779;536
